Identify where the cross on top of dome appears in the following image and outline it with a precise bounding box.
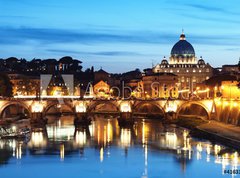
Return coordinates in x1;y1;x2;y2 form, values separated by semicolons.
180;29;186;40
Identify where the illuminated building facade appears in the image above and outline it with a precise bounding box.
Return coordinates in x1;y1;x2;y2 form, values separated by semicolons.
93;80;110;98
153;32;213;92
205;73;240;99
8;74;40;96
142;73;179;98
221;81;240;99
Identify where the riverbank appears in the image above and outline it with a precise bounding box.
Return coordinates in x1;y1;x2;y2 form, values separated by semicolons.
165;117;240;150
195;121;240;149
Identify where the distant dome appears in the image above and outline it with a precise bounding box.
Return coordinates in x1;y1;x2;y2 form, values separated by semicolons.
171;33;195;57
198;57;205;64
161;56;168;64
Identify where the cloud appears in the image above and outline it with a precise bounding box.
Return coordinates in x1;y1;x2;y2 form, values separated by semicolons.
180;13;240;24
184;3;225;12
47;49;142;56
0;15;35;19
224;48;240;51
0;26;175;45
183;3;240;16
0;26;239;47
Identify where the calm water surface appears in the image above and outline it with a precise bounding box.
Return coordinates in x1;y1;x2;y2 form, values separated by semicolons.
0;115;239;178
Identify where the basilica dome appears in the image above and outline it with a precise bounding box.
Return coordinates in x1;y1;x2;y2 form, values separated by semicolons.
170;33;195;58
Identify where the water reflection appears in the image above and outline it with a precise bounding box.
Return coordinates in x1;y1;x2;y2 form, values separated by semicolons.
120;128;131;147
0;115;239;178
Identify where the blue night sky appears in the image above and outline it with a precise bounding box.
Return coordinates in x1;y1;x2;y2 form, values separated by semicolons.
0;0;239;72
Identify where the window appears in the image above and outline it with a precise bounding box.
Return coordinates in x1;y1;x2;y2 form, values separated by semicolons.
181;77;185;82
164;84;167;91
192;77;196;82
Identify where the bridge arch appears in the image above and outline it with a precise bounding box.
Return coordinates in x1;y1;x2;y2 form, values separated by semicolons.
43;102;74;116
87;101;119;113
176;101;211;120
133;101;165;115
0;101;31;118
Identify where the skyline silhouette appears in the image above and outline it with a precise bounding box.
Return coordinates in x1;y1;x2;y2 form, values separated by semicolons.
0;0;239;72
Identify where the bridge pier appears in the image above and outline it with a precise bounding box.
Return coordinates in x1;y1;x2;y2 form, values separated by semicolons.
165;112;177;120
118;112;134;127
118;101;134;127
30;102;47;128
74;113;91;127
30;112;47;128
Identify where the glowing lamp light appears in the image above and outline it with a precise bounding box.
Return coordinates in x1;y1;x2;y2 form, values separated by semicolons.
32;102;44;113
120;102;131;112
215;100;222;106
233;102;238;107
223;101;229;107
75;103;87;113
53;89;62;96
165;103;177;112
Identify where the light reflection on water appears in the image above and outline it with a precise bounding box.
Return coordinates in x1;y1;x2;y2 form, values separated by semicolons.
0;115;239;178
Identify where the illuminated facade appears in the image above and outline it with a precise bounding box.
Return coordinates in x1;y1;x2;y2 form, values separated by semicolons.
153;32;213;91
142;73;179;98
93;80;110;98
221;81;240;99
8;74;40;96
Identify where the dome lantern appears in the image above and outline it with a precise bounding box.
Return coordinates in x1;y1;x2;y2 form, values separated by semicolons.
180;29;186;40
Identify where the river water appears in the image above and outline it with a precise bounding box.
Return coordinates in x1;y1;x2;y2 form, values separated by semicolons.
0;115;239;178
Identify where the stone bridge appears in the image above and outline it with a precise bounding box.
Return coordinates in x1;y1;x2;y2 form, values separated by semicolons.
0;98;221;120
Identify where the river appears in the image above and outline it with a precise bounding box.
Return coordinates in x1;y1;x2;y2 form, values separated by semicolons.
0;115;239;178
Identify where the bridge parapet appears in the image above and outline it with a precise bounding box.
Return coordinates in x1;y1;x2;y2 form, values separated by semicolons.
0;98;233;121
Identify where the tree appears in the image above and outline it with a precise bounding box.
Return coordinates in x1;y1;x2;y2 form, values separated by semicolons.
0;73;13;97
42;59;57;73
